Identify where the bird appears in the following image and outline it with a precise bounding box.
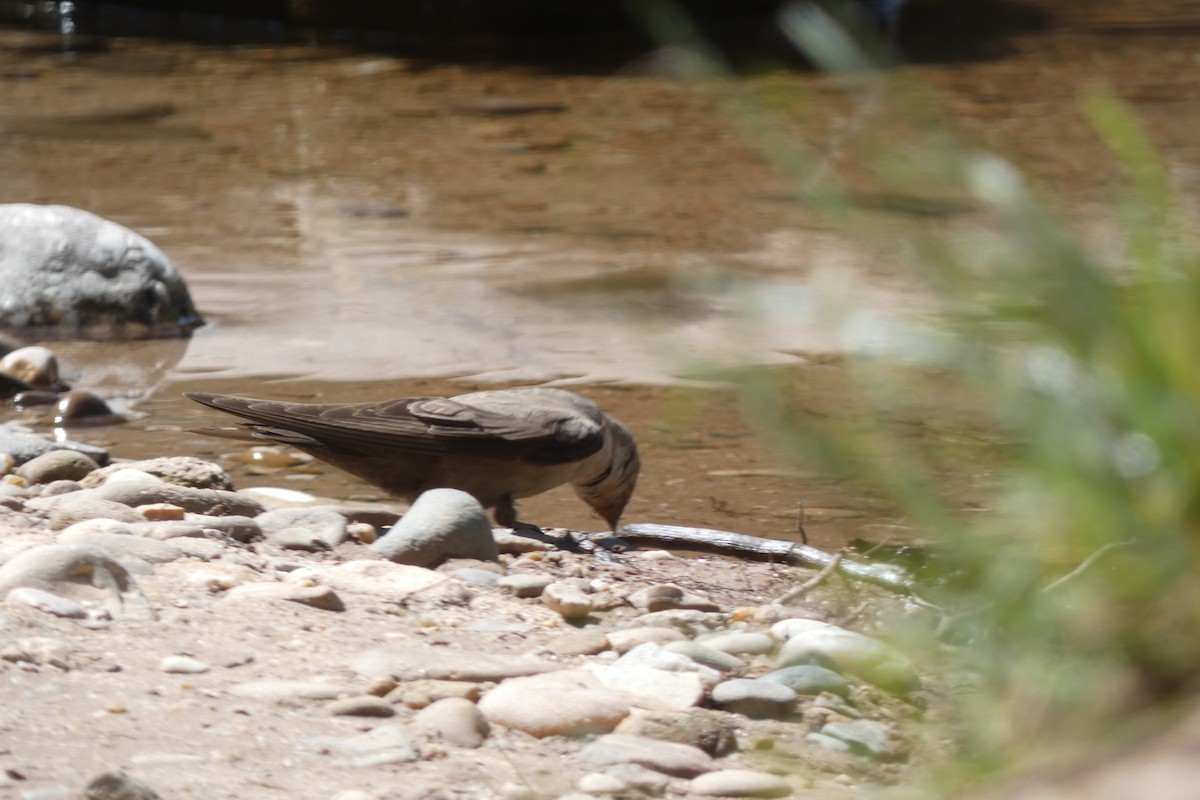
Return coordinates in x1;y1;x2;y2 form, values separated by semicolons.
186;387;640;531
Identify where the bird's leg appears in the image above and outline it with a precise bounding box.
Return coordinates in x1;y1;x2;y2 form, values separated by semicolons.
493;495;544;535
494;495;622;559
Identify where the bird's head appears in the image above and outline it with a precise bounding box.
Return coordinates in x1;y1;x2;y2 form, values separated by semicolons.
574;417;640;530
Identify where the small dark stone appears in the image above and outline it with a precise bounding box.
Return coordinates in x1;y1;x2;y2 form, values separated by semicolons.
83;769;162;800
0;372;32;399
12;390;58;408
53;392;120;427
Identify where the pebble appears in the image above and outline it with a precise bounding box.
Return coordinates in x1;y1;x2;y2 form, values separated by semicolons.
770;618;833;639
0;637;75;668
40;479;82;496
182;514;261;542
806;731;853;753
224;581;346;612
632;610;727;637
5;586;87;618
46;495;144;529
663;641;745;672
56;531;183;564
168;538;225;560
0;371;31;399
412;696;490;747
133;521;206;540
160;655;211;674
709;678;797;719
606;627;688;654
184;567;249;592
136;503;185;521
497;573;554;597
577;773;627;795
451;566;501;589
257;506;348;549
614;642;722;685
478;668;630;737
628;584;684;611
0;543;147;620
323;560;447;599
772;621;918;692
628;584;719;612
0;428;109;466
0;346;63;390
697;631;777;657
690;769;792;798
761;665;851;698
55;517;132;537
12;391;64;411
326;695;396;717
370;488;497;566
266;526;334;551
53;391;118;426
82;770;162;800
615;708;739;757
302;724;418;767
15;449;98;484
578;733;715;777
600;763;671;795
546;629;611;657
91;475;264;516
386;679;482;707
82;456;233;491
346;521;377;543
820;719;903;761
353;643;562;682
542;580;594;618
588;663;706;710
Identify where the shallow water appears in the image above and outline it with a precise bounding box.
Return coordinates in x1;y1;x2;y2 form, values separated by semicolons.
2;0;1197;543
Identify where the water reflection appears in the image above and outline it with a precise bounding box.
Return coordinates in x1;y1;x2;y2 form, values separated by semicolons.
49;337;190;411
170;183;910;384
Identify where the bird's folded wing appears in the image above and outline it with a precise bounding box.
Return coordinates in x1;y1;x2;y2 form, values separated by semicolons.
186;392;604;464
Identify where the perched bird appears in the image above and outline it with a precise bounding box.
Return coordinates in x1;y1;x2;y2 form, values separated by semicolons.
186;387;640;530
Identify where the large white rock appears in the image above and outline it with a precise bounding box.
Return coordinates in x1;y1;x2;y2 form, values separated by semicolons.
0;204;202;339
478;669;630;737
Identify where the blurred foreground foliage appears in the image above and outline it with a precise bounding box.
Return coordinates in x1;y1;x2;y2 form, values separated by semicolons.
651;0;1200;790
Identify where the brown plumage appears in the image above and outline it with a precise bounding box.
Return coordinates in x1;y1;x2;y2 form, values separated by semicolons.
186;387;639;530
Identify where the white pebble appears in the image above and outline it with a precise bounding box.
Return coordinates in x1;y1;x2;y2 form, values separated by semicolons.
161;655;211;674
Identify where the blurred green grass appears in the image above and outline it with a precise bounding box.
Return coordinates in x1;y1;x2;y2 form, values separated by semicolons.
648;0;1200;789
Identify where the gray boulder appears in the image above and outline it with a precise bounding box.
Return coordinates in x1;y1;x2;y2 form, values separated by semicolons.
371;488;497;567
0;204;203;339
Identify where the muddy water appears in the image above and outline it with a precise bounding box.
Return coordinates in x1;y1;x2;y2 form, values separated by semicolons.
2;1;1197;544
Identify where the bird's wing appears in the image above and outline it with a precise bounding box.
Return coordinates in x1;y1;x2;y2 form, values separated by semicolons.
186;391;605;464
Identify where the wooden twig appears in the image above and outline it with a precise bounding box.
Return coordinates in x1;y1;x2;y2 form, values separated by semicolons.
1041;540;1134;594
776;549;844;604
616;523;914;595
796;502;809;545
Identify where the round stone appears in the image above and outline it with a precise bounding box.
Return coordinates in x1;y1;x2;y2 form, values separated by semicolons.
690;769;792;798
761;665;850;698
371;488;497;567
709;678;797;719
